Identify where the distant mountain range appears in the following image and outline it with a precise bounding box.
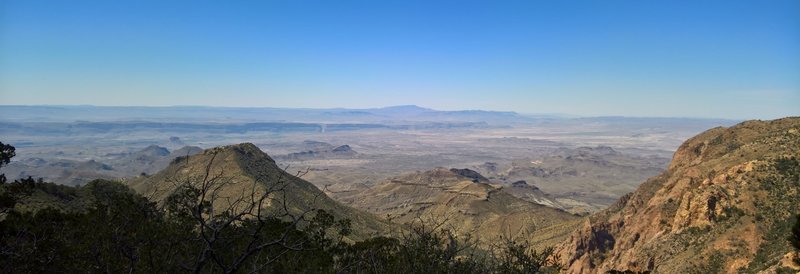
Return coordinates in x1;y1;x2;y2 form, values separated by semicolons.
2;145;204;185
0;105;737;125
0;105;531;125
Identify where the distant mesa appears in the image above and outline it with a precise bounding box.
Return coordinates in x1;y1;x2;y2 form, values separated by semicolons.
135;145;170;159
332;144;353;153
132;144;203;165
302;140;334;151
578;145;619;155
553;145;620;158
375;105;433;114
321;110;375;116
285;141;358;160
169;136;185;145
78;159;113;171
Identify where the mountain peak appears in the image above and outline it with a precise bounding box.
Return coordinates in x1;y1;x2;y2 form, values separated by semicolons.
380;105;431;111
216;142;259;153
370;105;434;116
208;143;275;164
128;142;390;240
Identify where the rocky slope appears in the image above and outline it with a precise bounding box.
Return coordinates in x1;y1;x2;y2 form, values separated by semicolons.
127;143;391;240
344;167;580;246
500;180;565;210
556;117;800;273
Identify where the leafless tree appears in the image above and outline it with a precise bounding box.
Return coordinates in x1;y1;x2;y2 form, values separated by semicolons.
148;150;327;273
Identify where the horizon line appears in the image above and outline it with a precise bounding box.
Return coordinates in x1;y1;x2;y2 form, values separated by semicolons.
0;103;754;121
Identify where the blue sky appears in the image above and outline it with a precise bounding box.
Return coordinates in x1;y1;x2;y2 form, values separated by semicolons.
1;0;798;119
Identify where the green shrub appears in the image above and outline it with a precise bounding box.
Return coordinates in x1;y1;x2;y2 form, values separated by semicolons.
0;178;564;273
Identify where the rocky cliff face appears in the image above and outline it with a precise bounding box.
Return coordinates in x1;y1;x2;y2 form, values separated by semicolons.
556;117;800;273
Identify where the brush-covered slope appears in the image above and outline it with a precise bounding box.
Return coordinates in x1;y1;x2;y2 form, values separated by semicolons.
346;167;580;246
557;117;800;273
127;143;391;240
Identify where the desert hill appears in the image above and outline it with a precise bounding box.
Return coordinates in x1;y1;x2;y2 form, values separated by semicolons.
556;117;800;273
284;143;358;161
342;167;581;246
127;143;391;240
472;146;667;215
2;158;119;186
114;145;204;175
2;145;204;185
500;180;565;210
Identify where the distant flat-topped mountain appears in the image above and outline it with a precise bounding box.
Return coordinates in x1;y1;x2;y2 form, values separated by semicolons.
342;167;580;246
281;141;358;161
365;105;435;116
556;117;800;273
127;143;391;240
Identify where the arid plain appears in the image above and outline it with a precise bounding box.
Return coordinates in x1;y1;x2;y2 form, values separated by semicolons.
0;105;735;214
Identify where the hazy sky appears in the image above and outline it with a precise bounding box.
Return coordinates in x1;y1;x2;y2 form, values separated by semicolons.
1;0;798;119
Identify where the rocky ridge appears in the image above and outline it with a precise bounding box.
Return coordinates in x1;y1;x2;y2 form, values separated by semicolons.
556;117;800;273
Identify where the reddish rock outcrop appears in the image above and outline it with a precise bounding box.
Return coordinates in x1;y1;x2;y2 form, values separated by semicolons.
556;118;800;273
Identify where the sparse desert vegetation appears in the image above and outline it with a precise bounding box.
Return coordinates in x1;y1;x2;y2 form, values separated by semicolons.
2;117;799;273
1;0;797;272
